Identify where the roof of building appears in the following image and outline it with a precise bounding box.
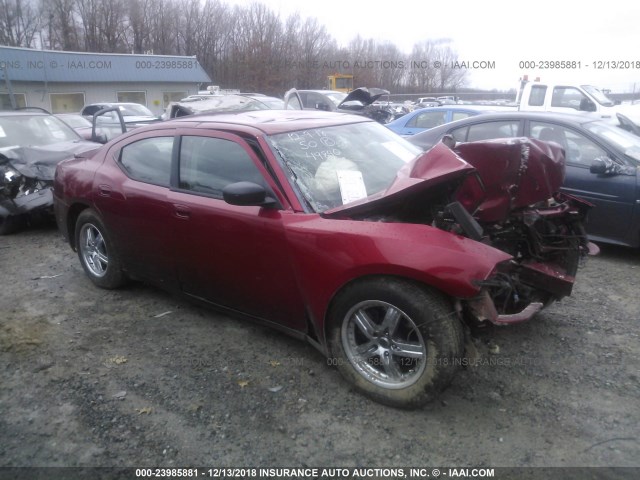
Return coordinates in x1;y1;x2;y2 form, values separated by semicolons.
0;46;211;83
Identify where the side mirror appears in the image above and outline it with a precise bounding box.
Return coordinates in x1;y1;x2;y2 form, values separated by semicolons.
590;157;620;175
92;132;108;144
222;182;277;207
579;98;596;112
441;134;456;149
315;102;330;111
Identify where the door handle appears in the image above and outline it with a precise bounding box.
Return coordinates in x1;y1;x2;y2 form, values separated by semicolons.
98;184;112;196
173;204;191;219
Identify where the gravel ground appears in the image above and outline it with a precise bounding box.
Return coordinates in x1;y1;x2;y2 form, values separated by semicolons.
0;223;639;476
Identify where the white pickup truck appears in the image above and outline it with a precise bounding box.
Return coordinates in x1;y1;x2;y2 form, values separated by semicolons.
516;80;640;134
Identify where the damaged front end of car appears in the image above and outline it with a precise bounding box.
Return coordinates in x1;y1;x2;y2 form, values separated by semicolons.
0;153;52;234
0;145;98;234
328;137;596;326
438;138;596;325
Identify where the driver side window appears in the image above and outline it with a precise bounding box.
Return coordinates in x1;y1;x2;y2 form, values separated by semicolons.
179;136;270;198
530;121;607;166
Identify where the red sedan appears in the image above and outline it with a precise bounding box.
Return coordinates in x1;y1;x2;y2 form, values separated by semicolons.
53;110;592;408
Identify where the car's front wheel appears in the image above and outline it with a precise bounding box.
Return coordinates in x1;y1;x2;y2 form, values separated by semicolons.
327;278;464;409
75;209;126;289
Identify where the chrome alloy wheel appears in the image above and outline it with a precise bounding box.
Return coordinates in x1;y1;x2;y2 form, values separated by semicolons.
79;223;109;277
341;300;427;389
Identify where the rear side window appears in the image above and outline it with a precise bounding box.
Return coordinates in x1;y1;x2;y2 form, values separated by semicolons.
452;111;474;121
407;111;447;129
179;136;268;198
528;85;547;106
466;121;519;141
82;105;102;116
119;137;173;187
551;87;586;110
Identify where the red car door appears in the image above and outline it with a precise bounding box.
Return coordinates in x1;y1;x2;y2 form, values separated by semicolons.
167;130;306;331
92;129;178;288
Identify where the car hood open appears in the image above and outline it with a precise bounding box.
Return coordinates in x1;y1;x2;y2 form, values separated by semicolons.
338;87;390;109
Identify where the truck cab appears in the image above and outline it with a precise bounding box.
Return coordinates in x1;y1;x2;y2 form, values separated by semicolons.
517;80;640;134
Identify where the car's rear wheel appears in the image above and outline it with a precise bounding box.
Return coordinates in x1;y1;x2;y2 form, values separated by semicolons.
327;277;464;409
75;209;126;289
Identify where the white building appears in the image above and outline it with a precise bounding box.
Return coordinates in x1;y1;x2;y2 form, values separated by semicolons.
0;46;212;115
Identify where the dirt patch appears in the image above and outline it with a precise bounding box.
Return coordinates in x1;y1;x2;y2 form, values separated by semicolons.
0;225;639;471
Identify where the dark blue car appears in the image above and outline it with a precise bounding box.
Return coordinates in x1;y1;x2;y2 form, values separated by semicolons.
407;111;640;248
386;106;497;136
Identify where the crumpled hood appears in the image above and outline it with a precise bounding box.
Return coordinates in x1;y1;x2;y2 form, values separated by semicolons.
168;95;270;118
322;137;566;221
323;142;474;218
0;141;101;181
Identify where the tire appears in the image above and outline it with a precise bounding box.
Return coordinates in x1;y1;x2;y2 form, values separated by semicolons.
75;209;126;289
0;214;25;235
327;277;464;409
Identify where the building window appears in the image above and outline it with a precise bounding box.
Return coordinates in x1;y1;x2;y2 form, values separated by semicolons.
50;93;85;113
163;92;187;108
0;93;27;110
117;91;147;105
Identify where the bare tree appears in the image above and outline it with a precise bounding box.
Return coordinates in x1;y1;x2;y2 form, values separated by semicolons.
0;0;40;47
40;0;80;50
434;44;468;91
25;0;471;95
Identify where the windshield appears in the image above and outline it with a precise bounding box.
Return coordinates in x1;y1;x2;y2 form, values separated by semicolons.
268;121;422;212
254;97;285;109
0;114;80;148
585;120;640;163
581;85;615;107
57;115;91;128
118;104;154;116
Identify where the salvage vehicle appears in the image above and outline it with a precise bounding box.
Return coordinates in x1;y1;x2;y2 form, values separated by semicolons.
408;111;640;248
54;110;593;408
163;94;275;119
285;87;395;124
0;110;100;234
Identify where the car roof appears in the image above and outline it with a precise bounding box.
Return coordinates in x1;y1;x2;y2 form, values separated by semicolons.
150;109;371;136
408;110;608;148
0;110;49;117
411;105;503;112
414;110;599;134
297;90;344;95
86;102;140;106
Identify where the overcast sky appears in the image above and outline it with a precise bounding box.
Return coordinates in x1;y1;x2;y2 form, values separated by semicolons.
229;0;640;92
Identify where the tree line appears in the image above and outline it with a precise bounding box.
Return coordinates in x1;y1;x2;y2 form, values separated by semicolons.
1;0;469;94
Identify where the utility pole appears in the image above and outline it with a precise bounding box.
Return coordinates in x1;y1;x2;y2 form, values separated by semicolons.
1;63;17;109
